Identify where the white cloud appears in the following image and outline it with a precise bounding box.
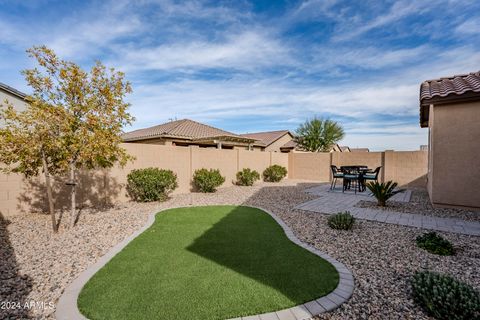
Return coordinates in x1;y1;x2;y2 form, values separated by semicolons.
331;0;437;42
312;45;430;70
114;31;293;72
455;18;480;35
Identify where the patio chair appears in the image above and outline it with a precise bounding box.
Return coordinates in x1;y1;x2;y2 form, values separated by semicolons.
363;166;382;184
330;165;344;190
343;169;361;194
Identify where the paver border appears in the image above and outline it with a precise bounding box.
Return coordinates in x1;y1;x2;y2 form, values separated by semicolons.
56;205;354;320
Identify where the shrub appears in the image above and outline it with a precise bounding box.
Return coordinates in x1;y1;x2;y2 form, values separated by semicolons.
193;168;225;193
366;180;404;207
263;165;287;182
416;232;455;256
236;168;260;186
126;168;178;202
411;271;480;320
327;211;355;230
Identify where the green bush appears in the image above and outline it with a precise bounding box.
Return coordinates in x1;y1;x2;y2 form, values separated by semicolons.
327;211;355;230
126;168;178;202
193;168;225;193
416;232;455;256
236;168;260;186
366;180;404;206
263;165;287;182
411;271;480;320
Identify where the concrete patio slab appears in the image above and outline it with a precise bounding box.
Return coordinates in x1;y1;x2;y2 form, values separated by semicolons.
296;184;480;236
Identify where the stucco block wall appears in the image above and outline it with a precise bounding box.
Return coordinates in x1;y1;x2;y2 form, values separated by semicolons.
288;152;331;181
384;151;428;187
0;144;289;216
0;143;432;216
290;150;427;186
430;101;480;209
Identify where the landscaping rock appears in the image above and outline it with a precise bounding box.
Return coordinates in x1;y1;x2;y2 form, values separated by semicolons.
356;188;480;222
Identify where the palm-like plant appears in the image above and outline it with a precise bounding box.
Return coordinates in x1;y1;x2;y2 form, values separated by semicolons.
366;181;404;207
294;117;345;152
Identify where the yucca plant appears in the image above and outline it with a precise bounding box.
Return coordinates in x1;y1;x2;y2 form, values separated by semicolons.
366;180;404;207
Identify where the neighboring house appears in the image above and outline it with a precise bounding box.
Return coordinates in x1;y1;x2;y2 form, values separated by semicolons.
339;146;351;152
420;71;480;210
279;139;298;152
0;82;28;127
122;119;257;149
240;130;294;152
350;148;370;152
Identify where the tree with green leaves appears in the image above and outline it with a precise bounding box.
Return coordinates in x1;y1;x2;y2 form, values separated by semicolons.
294;117;345;152
0;46;134;230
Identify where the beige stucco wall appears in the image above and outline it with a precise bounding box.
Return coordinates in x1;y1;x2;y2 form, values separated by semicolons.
288;152;331;181
427;104;434;199
384;151;428;187
290;150;427;186
0;144;289;216
264;133;294;152
0;141;440;216
429;101;480;209
0;90;28;127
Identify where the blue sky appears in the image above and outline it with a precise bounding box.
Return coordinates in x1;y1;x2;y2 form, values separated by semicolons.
1;0;479;150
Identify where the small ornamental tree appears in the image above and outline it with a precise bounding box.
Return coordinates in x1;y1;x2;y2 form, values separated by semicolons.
0;101;66;232
0;46;134;230
295;117;345;152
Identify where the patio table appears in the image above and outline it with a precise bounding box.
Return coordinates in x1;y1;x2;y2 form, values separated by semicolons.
340;166;370;192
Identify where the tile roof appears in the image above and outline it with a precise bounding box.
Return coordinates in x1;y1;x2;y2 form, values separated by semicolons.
280;139;297;149
240;130;291;147
0;82;27;99
122;119;255;142
420;71;480;104
419;71;480;127
350;148;370;152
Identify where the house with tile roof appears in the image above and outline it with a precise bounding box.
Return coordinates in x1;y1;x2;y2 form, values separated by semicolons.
122;119;258;149
240;130;294;152
420;71;480;210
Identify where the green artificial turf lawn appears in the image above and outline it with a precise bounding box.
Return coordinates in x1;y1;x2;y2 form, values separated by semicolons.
78;206;339;320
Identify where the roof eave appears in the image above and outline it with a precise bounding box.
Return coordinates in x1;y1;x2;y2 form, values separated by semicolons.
193;135;257;144
0;83;27;100
420;91;480;128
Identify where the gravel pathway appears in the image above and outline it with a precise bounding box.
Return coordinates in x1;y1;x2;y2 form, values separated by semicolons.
1;181;479;319
356;188;480;222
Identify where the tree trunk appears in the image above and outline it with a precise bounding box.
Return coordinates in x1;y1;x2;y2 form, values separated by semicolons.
69;162;77;227
41;150;57;233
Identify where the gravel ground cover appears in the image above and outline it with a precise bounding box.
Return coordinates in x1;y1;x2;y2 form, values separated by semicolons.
243;185;480;320
356;188;480;222
1;180;479;319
